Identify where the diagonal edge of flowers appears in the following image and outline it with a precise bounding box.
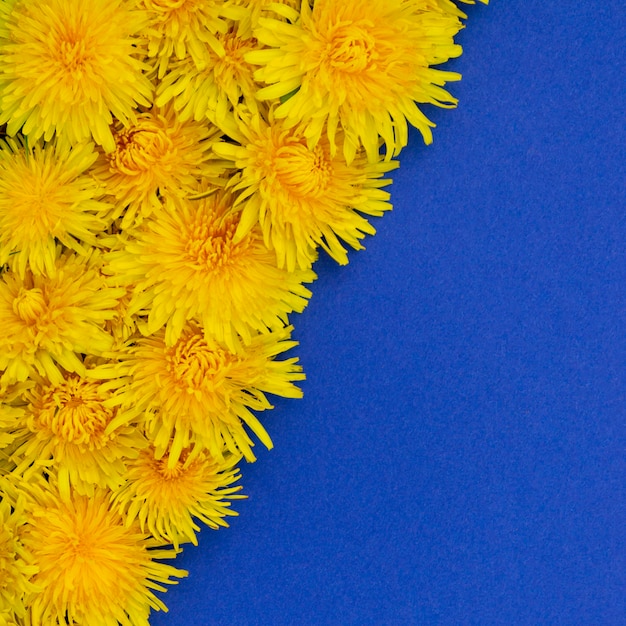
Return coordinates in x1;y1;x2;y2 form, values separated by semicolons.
0;0;488;624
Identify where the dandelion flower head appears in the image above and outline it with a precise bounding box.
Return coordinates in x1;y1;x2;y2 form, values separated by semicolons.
249;0;466;162
142;0;245;78
11;371;146;499
232;0;302;34
0;0;153;152
216;110;399;270
0;137;109;278
156;24;262;129
0;250;124;386
113;446;244;548
106;190;315;348
21;482;186;626
90;104;225;229
106;322;305;464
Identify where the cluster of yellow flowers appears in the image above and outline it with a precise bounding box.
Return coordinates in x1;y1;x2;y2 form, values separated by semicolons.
0;0;485;624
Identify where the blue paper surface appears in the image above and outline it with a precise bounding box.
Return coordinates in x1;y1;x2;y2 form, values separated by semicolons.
152;2;625;624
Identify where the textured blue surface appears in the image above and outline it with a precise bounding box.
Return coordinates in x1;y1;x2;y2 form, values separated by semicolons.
152;2;625;624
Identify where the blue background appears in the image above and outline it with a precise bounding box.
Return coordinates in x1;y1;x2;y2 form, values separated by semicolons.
152;2;625;624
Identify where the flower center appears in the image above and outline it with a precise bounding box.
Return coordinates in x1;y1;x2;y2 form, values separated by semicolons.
68;529;97;562
273;141;332;198
327;24;376;73
184;209;242;270
213;29;255;88
151;448;193;480
30;377;113;446
13;287;47;324
166;331;232;393
155;458;185;480
133;448;208;508
8;171;61;240
112;122;173;175
58;38;89;72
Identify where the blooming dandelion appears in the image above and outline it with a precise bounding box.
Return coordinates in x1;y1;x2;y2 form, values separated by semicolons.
142;0;245;78
232;0;302;35
0;250;124;386
11;371;146;499
106;322;305;464
215;110;399;271
90;104;226;229
0;137;109;278
0;0;153;152
107;190;315;349
22;483;186;625
156;25;262;129
113;446;244;548
248;0;466;162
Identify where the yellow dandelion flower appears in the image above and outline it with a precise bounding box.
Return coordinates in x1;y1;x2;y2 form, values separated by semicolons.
107;190;315;349
11;371;146;499
107;322;304;464
90;104;226;229
248;0;465;162
215;110;399;271
232;0;302;35
156;24;263;128
0;250;124;386
0;0;153;152
0;490;38;622
113;446;243;548
22;483;186;626
0;137;109;278
142;0;247;78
